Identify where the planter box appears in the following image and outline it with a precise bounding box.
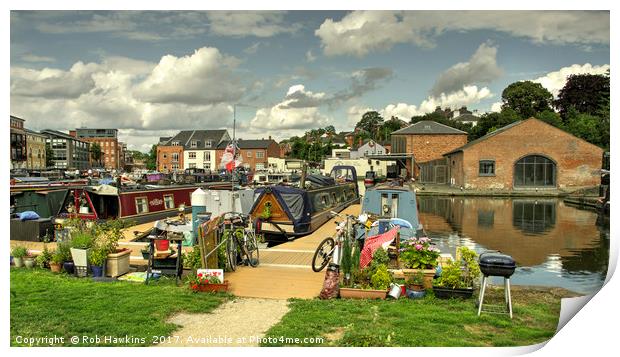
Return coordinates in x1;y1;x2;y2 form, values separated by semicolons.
70;248;90;267
339;287;387;300
402;269;436;289
433;286;474;299
191;280;229;293
106;249;131;277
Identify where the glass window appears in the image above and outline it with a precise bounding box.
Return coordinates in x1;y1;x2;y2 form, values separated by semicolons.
513;200;556;234
188;152;196;159
256;151;264;159
479;160;495;176
135;197;149;214
164;195;175;209
514;155;556;187
247;151;252;158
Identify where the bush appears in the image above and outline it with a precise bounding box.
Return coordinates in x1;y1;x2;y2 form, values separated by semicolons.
370;264;392;290
182;247;202;270
35;246;53;268
56;240;72;262
89;248;108;267
11;246;28;258
51;251;64;264
70;231;94;250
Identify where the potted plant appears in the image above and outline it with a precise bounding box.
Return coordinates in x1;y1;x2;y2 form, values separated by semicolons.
339;249;391;299
405;270;425;291
94;220;131;277
188;272;228;292
70;230;94;274
23;250;35;268
11;246;28;268
433;247;481;299
50;251;63;273
400;236;440;289
57;240;74;274
35;245;53;269
89;247;108;278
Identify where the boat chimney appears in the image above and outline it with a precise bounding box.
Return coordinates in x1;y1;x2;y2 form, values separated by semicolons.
300;161;307;189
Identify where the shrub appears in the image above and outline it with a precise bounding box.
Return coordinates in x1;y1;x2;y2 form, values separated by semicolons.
89;248;108;267
182;247;203;271
400;237;440;269
434;247;480;289
51;251;64;264
370;264;392;290
56;240;72;262
35;246;53;268
11;246;28;258
70;231;94;250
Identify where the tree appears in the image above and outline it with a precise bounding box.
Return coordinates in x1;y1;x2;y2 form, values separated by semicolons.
146;144;157;170
355;111;384;139
555;73;610;120
564;109;608;149
471;108;521;140
90;143;103;167
324;125;336;136
501;81;554;119
45;145;54;168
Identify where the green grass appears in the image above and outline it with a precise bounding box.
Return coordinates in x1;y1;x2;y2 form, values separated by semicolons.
10;268;228;346
263;287;576;347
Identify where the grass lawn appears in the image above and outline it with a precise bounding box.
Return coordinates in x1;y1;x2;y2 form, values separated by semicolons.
10;268;228;347
263;287;578;347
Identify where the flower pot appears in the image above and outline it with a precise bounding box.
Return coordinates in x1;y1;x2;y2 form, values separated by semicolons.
91;265;104;277
50;262;62;273
63;261;75;274
106;248;131;277
339;287;387;300
24;258;35;269
433;286;474;299
13;257;24;268
406;289;426;299
70;248;91;267
155;239;170;251
402;269;436;289
191;281;229;293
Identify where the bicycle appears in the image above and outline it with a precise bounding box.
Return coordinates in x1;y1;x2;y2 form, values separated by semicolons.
311;211;367;272
219;212;260;271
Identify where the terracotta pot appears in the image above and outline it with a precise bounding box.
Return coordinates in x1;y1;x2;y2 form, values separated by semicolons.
50;262;62;273
402;268;436;289
191;281;229;293
339;287;387;300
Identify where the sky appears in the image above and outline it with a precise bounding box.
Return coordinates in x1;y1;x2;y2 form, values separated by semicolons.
10;10;610;153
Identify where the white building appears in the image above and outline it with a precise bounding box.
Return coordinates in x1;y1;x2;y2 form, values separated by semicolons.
164;130;230;170
323;157;395;178
350;140;387;159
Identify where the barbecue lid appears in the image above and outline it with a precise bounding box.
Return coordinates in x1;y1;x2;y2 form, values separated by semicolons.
479;252;516;267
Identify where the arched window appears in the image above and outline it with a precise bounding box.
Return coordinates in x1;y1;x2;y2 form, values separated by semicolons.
514;155;556;187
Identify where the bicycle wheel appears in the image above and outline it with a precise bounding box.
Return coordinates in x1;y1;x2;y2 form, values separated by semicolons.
225;231;237;272
311;237;335;272
244;229;260;267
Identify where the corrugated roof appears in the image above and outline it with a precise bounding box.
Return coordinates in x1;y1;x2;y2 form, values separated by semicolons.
443;120;525;156
392;120;468;135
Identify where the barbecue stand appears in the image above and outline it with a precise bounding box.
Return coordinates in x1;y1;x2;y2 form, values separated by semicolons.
145;219;190;285
477;251;517;319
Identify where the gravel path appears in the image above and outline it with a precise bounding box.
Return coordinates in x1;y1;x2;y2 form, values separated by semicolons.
160;298;289;347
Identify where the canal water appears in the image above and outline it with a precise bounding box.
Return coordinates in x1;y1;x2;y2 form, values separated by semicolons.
418;196;609;294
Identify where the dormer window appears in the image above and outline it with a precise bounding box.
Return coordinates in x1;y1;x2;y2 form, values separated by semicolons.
190;140;197;148
172;141;180;146
205;140;212;148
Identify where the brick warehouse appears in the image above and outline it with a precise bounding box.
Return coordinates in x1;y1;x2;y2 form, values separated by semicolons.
391;120;468;178
444;118;603;190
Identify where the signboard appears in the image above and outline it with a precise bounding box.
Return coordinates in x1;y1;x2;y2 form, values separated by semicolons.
196;268;224;283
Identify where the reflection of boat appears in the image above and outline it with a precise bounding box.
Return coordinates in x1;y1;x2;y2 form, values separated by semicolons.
250;166;359;241
360;184;423;239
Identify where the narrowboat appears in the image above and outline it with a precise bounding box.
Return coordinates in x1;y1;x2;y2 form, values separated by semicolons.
57;181;232;224
250;166;359;242
359;183;424;240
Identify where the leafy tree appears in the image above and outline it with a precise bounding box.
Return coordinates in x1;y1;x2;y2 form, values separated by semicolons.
146;144;157;171
324;125;336;136
555;73;610;120
471;108;520;140
89;143;103;167
564;109;607;149
45;145;54;168
501;81;553;119
355;111;384;139
535;109;563;128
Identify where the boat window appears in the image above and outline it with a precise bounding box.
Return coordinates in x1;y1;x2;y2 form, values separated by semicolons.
381;193;390;216
331;192;338;206
164;194;175;209
391;194;398;218
135;197;149;214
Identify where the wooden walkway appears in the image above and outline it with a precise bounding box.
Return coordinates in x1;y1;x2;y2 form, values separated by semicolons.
226;204;362;299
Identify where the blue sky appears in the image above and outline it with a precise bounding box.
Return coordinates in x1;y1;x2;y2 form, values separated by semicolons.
10;10;610;152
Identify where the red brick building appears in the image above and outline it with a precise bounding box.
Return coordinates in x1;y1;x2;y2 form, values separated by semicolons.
157;145;184;172
391;120;468;178
216;138;280;171
444;118;603;190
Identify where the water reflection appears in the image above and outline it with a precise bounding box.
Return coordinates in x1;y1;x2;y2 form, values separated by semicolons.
418;196;609;294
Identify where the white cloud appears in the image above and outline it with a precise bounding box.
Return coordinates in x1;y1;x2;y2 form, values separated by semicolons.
243;42;261;54
207;11;300;37
20;54;55;63
347;105;374;126
248;85;331;134
316;10;609;57
134;47;243;105
431;42;502;96
11;61;98;99
306;50;316;62
382;103;424;120
533;63;610;97
490;102;503;113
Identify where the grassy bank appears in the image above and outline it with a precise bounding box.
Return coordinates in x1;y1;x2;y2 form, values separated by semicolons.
263;287;578;347
10;268;227;346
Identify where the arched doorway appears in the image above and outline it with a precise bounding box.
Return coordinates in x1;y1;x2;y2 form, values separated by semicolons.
514;155;556;187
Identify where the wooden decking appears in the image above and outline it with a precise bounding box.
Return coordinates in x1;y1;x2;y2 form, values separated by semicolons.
226;204;362;299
